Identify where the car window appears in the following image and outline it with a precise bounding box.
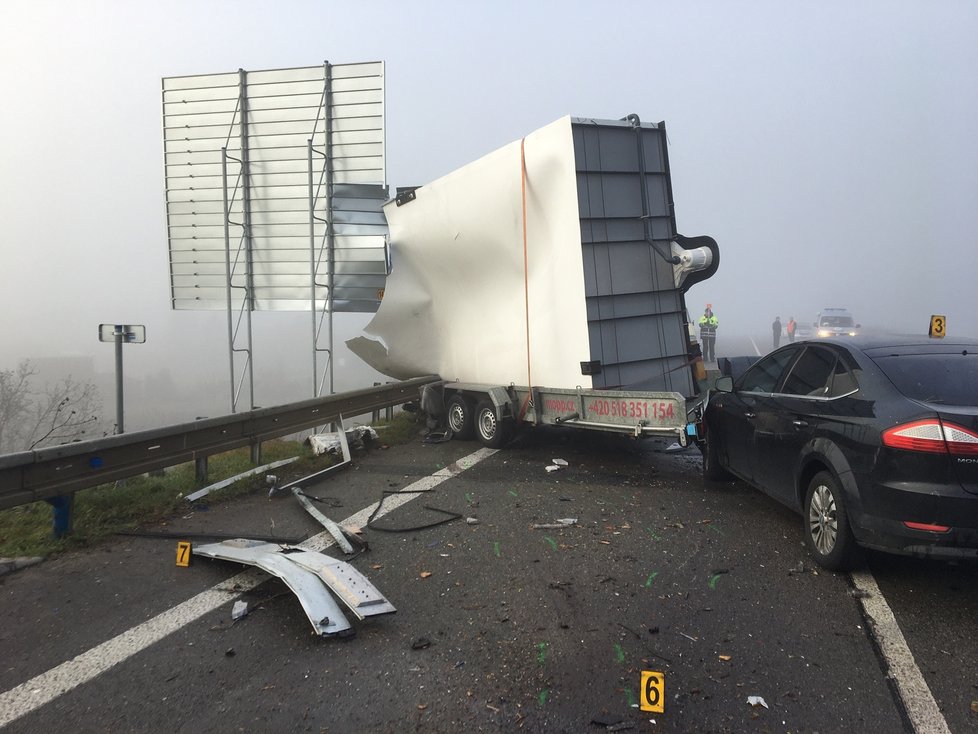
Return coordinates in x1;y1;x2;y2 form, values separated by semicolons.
872;352;978;406
781;346;836;396
826;360;859;397
738;348;798;393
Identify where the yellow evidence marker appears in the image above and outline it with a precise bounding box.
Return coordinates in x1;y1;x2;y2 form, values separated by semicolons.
640;670;665;713
176;541;192;567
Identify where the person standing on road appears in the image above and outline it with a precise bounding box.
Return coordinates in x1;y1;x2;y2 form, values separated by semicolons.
699;305;718;363
786;317;797;342
772;316;782;348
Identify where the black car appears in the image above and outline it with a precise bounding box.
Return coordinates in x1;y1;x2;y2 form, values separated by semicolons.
701;335;978;570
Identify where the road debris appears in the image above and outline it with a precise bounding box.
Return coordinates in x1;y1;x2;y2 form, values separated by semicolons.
293;488;355;555
531;518;578;529
231;601;249;620
193;539;396;637
185;457;298;502
307;425;378;455
747;696;769;709
366;491;463;532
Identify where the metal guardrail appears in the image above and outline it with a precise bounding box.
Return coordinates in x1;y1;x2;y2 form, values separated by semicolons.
0;375;438;511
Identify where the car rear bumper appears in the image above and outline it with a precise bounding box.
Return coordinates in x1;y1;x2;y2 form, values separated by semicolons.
850;478;978;559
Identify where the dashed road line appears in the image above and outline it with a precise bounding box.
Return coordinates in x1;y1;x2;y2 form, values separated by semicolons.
0;447;497;729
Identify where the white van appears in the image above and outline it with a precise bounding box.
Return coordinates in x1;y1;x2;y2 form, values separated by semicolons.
815;308;860;337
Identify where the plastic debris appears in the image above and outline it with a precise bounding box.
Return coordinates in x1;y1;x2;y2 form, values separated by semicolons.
532;518;578;529
551;458;568;466
747;696;768;709
307;425;378;456
466;517;480;525
545;465;561;473
231;601;249;620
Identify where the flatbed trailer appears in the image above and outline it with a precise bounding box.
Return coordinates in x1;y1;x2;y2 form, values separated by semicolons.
434;381;699;449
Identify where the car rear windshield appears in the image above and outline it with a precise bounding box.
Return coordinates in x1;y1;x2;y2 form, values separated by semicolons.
872;352;978;406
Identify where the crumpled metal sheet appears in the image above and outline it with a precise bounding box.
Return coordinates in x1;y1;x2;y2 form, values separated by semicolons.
193;540;397;636
347;115;592;388
194;539;352;636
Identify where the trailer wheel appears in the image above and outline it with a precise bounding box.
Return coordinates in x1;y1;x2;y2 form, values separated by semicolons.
446;394;475;440
475;399;512;449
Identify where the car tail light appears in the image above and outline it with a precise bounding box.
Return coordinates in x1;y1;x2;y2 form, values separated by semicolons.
882;419;978;455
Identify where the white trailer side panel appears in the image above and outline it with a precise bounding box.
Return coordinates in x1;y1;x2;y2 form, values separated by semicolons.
348;116;593;387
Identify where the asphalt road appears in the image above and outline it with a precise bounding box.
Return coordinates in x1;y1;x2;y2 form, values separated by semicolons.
0;421;974;732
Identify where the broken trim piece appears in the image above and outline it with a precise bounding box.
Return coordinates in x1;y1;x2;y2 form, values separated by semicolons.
293;487;355;554
186;457;299;502
193;539;353;637
280;548;396;620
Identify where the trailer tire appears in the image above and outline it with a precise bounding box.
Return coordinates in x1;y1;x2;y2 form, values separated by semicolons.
446;394;475;440
475;399;512;449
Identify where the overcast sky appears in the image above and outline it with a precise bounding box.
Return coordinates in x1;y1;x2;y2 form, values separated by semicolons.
1;0;976;421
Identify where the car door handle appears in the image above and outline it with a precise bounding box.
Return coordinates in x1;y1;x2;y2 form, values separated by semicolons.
792;420;809;428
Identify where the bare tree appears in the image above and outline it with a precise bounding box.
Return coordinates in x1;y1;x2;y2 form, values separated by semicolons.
0;360;107;454
0;361;33;452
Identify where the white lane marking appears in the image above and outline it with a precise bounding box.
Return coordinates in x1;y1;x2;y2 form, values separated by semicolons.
850;569;951;734
0;447;497;728
748;336;763;357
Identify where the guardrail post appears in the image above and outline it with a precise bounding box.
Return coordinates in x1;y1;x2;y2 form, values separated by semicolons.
251;440;262;465
46;494;74;538
372;383;381;423
195;456;208;484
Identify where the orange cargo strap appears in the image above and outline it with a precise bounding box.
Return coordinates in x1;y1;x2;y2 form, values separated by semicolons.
518;138;532;421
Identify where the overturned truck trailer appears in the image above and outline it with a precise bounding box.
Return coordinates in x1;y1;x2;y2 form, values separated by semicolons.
348;114;719;447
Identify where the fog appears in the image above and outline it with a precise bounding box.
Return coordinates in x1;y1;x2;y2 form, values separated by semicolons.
1;1;975;431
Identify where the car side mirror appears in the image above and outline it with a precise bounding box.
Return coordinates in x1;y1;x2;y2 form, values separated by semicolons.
714;376;733;393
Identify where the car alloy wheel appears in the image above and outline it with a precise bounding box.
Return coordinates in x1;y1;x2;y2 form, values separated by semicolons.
803;471;856;571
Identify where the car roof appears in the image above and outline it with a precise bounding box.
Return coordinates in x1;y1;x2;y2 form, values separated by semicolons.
811;333;978;355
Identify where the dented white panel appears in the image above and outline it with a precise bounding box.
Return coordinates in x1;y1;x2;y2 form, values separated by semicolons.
348;116;592;388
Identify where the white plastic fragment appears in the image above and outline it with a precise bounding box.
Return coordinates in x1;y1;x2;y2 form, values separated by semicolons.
307;426;379;456
551;458;568;466
747;696;768;709
545;465;561;473
231;601;249;620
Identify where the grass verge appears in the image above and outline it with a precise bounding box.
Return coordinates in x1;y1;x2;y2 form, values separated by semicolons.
0;411;424;559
